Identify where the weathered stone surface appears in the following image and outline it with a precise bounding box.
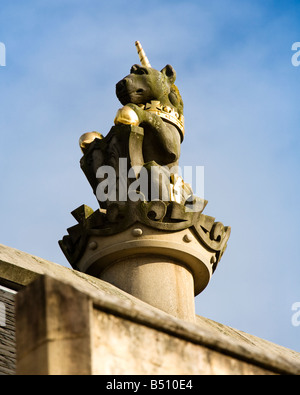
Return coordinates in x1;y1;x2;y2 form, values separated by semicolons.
92;308;275;375
59;200;230;274
100;255;196;322
0;243;152;303
1;244;299;375
0;287;16;375
16;276;92;375
74;222;217;322
59;199;230;322
77;223;215;292
15;274;300;375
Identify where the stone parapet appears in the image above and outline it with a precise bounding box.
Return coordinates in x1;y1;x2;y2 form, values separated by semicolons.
0;244;299;375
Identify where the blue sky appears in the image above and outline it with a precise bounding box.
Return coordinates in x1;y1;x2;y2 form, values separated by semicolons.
0;0;300;353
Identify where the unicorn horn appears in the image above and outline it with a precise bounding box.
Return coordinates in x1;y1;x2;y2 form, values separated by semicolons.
135;41;151;68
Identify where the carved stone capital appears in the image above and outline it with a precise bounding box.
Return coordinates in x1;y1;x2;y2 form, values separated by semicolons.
59;200;230;277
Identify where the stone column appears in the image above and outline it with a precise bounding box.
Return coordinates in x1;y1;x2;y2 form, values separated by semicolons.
75;223;216;323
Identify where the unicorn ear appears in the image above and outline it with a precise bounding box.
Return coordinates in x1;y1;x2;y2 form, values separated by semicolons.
130;64;140;73
135;41;151;68
161;64;176;85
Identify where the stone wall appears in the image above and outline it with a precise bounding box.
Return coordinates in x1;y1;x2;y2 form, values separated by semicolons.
0;286;16;375
0;243;300;375
14;275;300;375
91;307;275;375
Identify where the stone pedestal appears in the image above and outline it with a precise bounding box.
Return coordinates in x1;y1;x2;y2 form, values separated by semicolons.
75;224;217;322
100;257;195;322
60;201;231;323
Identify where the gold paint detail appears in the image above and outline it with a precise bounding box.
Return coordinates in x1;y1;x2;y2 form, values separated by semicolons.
114;105;140;126
79;132;104;153
143;101;185;138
